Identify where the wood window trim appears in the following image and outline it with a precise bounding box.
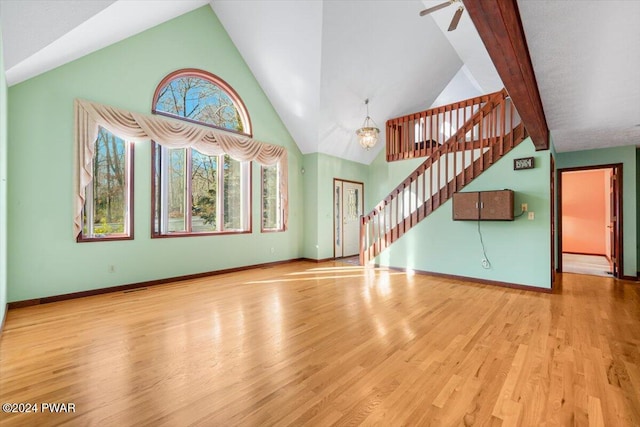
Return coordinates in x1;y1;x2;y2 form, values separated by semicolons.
151;150;253;238
260;164;285;233
151;68;253;138
77;139;135;243
151;69;253;238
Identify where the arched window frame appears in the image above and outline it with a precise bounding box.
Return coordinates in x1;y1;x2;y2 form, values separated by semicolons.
151;68;252;137
151;69;253;237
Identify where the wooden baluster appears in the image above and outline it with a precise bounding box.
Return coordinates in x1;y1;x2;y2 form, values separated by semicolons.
398;183;407;235
396;120;401;159
359;217;364;265
443;139;449;199
426;113;432;158
420;116;425;158
480;111;485;176
393;192;398;241
401;117;405;158
468;121;474;184
409;114;420;159
407;178;414;228
388;122;393;160
492;102;497;162
390;122;395;160
370;213;375;259
448;107;452;144
367;214;372;260
368;213;373;258
397;191;401;239
413;177;420;225
511;100;516;149
377;211;382;257
384;201;389;250
413;179;417;225
500;98;506;156
405;184;410;230
421;166;426;218
436;144;441;208
436;109;440;153
429;159;434;214
453;127;458;193
494;102;498;156
360;215;369;265
370;212;375;258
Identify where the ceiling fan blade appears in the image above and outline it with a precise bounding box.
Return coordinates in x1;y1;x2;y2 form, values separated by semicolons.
419;1;451;16
448;6;463;31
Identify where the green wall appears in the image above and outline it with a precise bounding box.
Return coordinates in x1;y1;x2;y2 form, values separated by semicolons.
4;5;638;304
373;139;553;289
302;154;319;259
0;25;8;323
303;152;369;260
369;151;424;209
7;7;303;302
556;145;637;278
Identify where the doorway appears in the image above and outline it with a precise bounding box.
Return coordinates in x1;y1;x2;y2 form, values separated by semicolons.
334;179;364;258
558;164;622;278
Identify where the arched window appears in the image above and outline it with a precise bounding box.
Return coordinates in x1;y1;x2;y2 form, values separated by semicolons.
151;69;252;236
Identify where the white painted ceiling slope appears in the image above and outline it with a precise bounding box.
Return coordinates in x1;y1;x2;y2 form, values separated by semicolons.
2;1;636;161
211;0;500;164
0;0;497;164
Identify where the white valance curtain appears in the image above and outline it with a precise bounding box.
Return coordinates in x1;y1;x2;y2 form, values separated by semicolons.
74;98;288;237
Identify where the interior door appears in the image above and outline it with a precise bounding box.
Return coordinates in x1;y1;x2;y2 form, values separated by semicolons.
334;179;364;258
609;168;619;277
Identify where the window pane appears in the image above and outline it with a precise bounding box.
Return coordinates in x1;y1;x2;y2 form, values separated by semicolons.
152;70;252;237
168;148;186;232
85;128;128;237
262;164;281;230
191;150;218;232
223;155;243;230
153;143;160;233
155;77;244;133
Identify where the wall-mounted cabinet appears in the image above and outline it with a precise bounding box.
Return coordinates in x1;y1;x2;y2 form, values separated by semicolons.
452;190;514;221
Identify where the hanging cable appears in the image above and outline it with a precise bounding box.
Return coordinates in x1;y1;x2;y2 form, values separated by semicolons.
477;220;491;269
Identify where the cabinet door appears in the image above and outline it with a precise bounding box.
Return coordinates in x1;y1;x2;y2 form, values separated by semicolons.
480;190;513;220
452;192;480;220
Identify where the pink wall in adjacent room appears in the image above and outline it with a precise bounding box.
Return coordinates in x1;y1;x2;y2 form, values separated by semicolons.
562;169;609;255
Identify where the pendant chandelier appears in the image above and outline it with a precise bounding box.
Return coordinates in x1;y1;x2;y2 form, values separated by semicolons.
356;99;379;150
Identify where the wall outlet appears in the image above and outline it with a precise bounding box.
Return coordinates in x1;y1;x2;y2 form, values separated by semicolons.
528;212;535;220
270;247;275;254
481;259;490;268
521;203;528;212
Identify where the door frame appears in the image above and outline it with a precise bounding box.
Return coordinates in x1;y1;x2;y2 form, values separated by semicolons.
557;163;623;277
333;178;365;259
550;154;555;288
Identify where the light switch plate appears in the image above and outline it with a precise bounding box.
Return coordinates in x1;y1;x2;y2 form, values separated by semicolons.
528;212;535;220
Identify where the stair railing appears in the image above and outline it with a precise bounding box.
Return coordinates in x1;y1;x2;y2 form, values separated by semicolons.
361;89;526;265
386;91;501;162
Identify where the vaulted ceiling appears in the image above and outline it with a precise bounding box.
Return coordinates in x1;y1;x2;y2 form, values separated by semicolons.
1;0;638;163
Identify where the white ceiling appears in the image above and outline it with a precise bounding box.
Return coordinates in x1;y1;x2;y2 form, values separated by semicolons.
517;0;640;153
1;0;637;160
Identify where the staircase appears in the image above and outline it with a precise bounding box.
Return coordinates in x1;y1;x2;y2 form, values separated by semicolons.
360;89;528;265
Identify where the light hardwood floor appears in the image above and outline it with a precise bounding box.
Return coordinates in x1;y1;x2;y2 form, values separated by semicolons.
1;261;639;426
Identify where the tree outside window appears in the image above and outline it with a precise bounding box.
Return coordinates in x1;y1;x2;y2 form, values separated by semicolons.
80;127;133;241
151;70;251;236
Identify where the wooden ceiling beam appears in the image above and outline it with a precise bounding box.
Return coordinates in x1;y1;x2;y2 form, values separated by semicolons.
465;0;549;150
